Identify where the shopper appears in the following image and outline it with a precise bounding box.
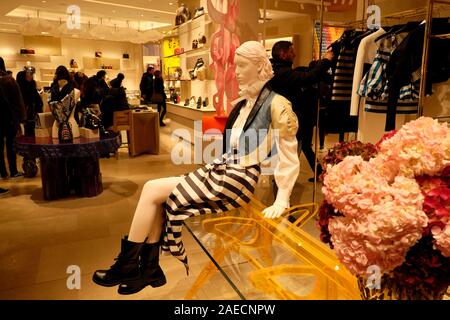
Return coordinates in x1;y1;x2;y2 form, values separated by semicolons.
96;70;110;101
16;69;43;137
139;66;154;104
269;41;333;182
153;70;167;127
80;76;101;107
0;57;26;179
100;84;129;129
73;71;88;93
110;73;125;89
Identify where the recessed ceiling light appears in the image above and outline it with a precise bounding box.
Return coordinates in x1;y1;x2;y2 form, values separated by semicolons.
42;0;47;3
169;2;174;5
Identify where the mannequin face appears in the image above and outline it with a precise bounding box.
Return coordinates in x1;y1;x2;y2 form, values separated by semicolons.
234;54;259;89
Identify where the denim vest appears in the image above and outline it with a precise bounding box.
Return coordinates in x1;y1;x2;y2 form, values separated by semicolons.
223;85;278;166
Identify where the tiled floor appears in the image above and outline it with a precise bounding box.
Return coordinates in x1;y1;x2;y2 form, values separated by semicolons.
0;126;332;300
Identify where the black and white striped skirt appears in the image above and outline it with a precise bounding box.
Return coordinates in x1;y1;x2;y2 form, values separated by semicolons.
161;153;261;274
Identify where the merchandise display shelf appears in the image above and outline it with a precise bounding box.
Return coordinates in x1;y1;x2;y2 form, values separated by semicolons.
164;47;210;59
167;101;216;113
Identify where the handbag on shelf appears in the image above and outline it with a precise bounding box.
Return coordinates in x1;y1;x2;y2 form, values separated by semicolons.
194;7;204;18
189;58;205;80
174;47;184;55
198;34;207;48
192;39;198;50
175;4;191;26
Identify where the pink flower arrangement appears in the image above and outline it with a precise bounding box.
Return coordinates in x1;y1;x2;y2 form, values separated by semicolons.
318;117;450;293
374;117;450;180
323;158;428;275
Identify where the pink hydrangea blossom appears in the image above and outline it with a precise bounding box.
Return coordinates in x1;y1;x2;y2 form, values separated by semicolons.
322;117;450;275
375;117;450;180
323;160;428;275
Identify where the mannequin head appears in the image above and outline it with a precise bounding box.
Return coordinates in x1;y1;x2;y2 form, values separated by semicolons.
234;41;273;95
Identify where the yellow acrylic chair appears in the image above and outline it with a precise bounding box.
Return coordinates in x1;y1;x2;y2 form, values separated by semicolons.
184;199;360;300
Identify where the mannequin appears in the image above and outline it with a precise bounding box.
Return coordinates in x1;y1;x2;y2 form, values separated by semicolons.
92;41;300;295
49;66;80;140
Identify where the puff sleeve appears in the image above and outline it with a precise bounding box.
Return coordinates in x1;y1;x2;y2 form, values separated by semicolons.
270;95;300;208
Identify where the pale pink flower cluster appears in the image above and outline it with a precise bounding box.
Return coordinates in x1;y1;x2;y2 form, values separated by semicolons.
374;117;450;180
323;118;450;275
433;225;450;258
323;157;428;275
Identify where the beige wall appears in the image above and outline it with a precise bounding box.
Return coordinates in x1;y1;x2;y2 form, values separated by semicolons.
261;16;314;67
0;33;144;90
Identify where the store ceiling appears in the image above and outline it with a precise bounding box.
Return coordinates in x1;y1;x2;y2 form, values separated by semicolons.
0;0;357;35
0;0;176;33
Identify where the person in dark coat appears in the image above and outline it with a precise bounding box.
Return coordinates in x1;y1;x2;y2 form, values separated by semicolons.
96;70;110;102
139;66;154;104
100;85;129;129
110;73;125;89
16;69;43;137
269;41;333;182
0;57;26;179
153;70;167;127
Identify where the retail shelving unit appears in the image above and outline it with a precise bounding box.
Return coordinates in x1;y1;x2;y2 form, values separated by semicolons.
162;12;218;145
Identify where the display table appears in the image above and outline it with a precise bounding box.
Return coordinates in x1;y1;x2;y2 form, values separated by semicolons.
16;134;121;200
183;199;360;300
130;110;160;156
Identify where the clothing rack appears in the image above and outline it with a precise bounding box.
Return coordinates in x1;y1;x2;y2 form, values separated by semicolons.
322;3;450;118
418;0;450;117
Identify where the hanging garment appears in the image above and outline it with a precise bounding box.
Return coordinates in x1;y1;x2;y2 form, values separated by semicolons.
350;28;387;116
384;19;450;130
356;30;420;133
328;30;364;134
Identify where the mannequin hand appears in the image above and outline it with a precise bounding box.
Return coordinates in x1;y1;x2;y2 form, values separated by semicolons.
262;202;288;219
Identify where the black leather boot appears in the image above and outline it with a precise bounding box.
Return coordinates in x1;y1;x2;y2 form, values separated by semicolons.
118;241;167;295
92;236;143;287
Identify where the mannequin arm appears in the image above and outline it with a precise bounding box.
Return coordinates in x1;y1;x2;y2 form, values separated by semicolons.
262;136;299;218
263;96;300;219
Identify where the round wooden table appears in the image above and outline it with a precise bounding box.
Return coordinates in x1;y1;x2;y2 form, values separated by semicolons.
16;134;121;200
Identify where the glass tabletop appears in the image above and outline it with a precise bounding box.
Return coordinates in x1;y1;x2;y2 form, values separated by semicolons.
183;199;360;300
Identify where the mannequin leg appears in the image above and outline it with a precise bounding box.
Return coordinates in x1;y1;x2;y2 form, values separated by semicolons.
93;176;182;288
128;176;182;244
